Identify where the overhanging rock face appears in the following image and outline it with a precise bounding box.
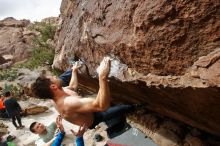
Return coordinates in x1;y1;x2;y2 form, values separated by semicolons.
53;0;220;136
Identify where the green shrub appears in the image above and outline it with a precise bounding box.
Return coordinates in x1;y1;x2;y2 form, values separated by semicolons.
30;22;56;49
15;22;56;69
0;69;18;81
19;48;54;69
1;84;23;98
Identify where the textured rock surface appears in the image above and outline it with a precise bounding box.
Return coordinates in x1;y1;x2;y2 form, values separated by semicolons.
53;0;220;137
0;122;8;137
128;111;220;146
0;17;34;63
0;55;7;64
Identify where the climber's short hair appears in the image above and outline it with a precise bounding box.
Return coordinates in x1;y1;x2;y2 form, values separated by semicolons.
31;76;54;99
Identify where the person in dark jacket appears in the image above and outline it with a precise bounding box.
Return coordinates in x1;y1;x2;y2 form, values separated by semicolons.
3;91;24;129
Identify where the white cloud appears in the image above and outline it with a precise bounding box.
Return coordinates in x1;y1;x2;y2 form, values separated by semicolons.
0;0;62;22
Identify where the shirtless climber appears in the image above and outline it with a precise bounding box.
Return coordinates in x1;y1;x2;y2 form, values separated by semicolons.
31;57;140;128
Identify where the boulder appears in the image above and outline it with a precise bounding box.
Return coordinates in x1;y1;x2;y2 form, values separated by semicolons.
52;0;220;137
23;106;49;115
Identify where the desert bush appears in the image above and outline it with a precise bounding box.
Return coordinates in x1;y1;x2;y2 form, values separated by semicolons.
15;22;56;69
0;69;18;81
18;48;54;69
30;22;56;49
2;84;23;98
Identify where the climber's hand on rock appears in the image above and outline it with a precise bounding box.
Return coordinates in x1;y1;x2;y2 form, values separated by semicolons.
71;61;82;72
98;57;110;80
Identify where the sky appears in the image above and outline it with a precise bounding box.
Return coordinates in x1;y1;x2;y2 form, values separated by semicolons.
0;0;62;22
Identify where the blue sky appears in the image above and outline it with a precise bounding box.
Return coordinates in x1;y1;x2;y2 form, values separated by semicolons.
0;0;62;21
